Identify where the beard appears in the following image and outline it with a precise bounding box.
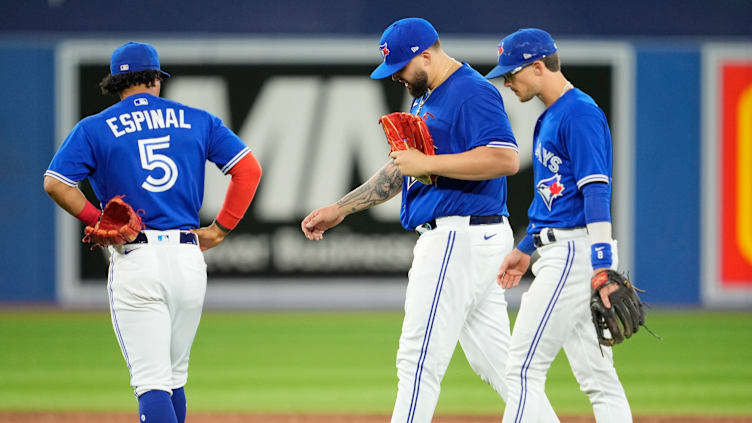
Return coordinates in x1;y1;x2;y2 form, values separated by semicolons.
406;70;429;98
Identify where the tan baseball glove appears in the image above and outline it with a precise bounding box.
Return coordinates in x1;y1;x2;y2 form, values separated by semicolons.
83;195;144;248
379;112;436;185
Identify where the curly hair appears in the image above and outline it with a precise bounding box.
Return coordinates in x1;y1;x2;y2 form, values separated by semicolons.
99;70;165;96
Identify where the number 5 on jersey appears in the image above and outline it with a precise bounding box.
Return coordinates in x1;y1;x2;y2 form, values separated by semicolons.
138;135;178;192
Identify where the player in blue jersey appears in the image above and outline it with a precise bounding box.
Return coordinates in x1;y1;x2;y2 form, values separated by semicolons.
43;42;262;423
486;29;632;422
302;18;558;423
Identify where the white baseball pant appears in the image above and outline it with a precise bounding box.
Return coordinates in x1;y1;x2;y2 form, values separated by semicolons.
502;230;631;423
390;216;559;423
107;230;207;397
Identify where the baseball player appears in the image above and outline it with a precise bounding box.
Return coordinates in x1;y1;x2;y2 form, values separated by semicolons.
43;42;262;423
486;29;632;422
301;18;558;423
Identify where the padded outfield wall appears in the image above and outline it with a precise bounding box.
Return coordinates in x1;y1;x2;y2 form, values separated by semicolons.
0;1;750;308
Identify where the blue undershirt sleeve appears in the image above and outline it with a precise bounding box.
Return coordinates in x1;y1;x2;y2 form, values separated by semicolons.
582;182;611;224
516;234;536;255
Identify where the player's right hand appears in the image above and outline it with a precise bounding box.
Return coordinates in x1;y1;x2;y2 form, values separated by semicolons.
301;204;346;241
497;248;531;289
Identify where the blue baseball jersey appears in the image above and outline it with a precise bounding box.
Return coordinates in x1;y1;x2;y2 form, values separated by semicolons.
526;88;612;234
400;63;518;230
45;93;249;230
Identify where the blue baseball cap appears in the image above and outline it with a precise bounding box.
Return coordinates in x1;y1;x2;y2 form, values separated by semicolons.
369;18;439;80
485;28;557;80
110;41;170;78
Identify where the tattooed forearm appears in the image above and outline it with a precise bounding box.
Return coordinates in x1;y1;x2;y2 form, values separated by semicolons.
336;161;403;214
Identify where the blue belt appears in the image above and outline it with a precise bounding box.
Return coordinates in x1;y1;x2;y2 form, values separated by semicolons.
128;231;198;245
416;215;505;235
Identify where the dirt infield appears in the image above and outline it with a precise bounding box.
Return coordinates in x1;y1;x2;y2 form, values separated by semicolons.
2;413;752;423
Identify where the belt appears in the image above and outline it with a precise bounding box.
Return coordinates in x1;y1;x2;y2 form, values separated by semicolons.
533;227;588;248
416;215;506;236
128;231;198;245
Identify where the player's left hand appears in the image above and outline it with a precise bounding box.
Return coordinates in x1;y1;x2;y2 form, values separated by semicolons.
497;248;531;289
593;268;619;308
389;149;433;185
191;221;228;251
301;204;346;241
82;195;144;248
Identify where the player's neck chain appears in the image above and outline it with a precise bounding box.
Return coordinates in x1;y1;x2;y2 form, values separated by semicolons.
415;58;459;116
560;81;574;98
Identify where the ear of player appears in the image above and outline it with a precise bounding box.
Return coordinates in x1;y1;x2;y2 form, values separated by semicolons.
83;195;144;248
589;269;647;346
378;112;436;185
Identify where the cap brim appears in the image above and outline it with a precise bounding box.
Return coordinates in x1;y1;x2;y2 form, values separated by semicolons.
485;64;517;80
160;70;171;79
370;60;409;79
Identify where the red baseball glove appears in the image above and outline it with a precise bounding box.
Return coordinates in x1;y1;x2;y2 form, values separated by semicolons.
379;112;436;185
83;196;144;248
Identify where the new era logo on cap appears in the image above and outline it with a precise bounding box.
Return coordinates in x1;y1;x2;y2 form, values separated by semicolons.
411;46;419;53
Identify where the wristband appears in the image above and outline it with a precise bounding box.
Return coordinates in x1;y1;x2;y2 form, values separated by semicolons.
591;270;610;291
517;234;535;255
591;242;613;270
75;201;101;227
214;219;232;234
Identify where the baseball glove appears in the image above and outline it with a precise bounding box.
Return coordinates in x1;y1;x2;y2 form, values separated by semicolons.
590;270;646;346
83;195;144;248
379;112;436;185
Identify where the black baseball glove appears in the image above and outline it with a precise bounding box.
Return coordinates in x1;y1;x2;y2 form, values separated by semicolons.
590;270;645;346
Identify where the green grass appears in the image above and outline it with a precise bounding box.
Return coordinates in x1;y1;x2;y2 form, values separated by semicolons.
0;310;751;416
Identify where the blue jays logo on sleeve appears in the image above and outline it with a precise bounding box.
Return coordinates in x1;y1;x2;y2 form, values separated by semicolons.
537;173;565;211
379;43;390;61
